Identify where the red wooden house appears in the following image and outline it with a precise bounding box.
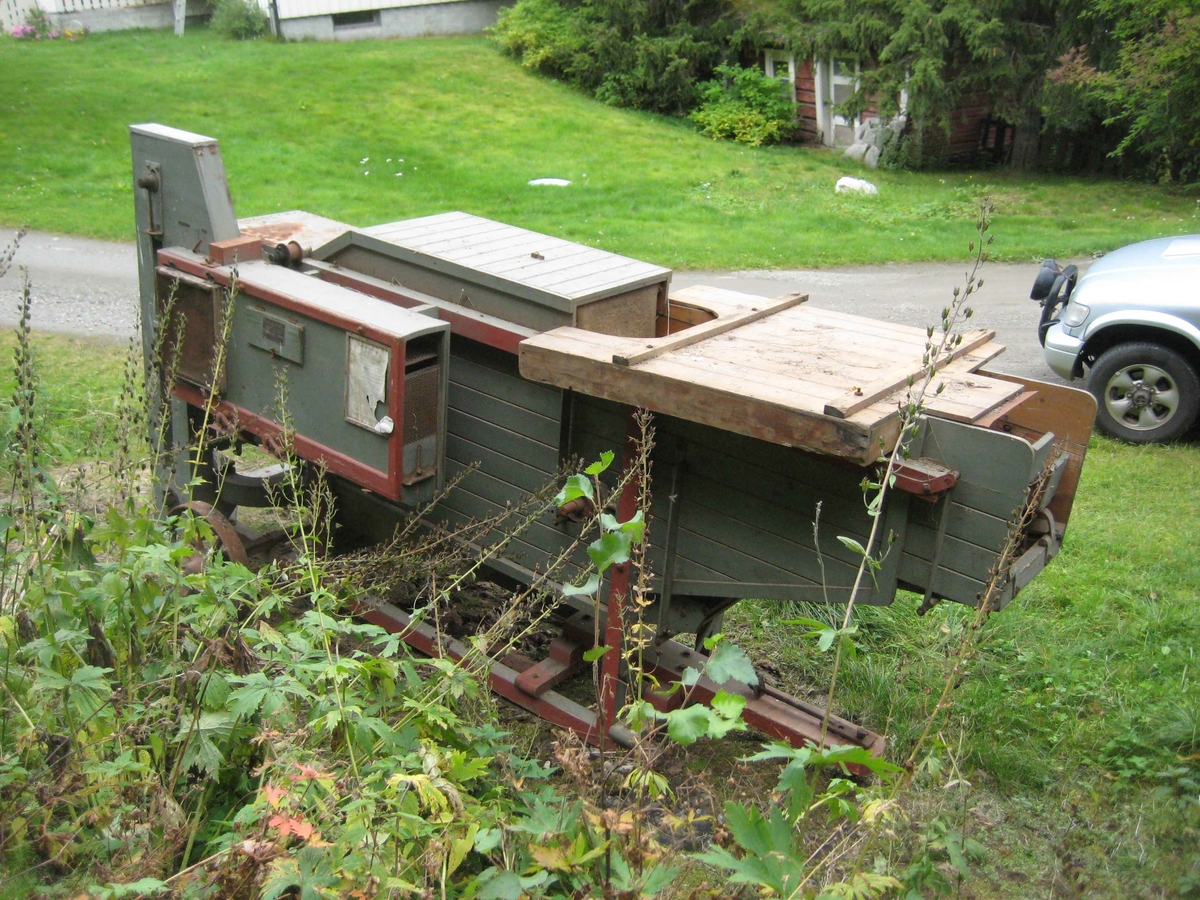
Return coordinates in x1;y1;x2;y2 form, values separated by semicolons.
763;49;1012;163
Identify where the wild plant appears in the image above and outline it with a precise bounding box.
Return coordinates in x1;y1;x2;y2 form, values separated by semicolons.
0;250;652;899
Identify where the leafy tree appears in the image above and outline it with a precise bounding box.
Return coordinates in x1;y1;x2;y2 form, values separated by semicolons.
1045;2;1200;181
762;0;1200;176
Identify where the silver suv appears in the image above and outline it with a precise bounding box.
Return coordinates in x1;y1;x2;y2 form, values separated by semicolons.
1034;235;1200;443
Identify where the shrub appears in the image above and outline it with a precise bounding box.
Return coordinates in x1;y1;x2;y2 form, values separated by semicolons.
9;6;62;39
690;64;796;146
209;0;269;40
489;0;758;116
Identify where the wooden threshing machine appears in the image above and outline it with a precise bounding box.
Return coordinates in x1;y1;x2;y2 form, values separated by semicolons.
131;124;1096;756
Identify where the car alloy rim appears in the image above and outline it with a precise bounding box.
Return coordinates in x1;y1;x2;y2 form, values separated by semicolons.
1104;363;1180;431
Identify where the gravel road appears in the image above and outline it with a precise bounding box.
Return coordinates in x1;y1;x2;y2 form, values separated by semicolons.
0;228;1069;382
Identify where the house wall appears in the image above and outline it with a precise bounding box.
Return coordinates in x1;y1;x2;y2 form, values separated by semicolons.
785;56;1006;159
796;57;819;144
790;57;879;147
919;90;1012;163
2;0;497;35
276;0;502;39
1;0;183;30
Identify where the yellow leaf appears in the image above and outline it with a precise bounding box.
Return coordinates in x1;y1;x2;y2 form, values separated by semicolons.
529;844;571;872
447;824;478;876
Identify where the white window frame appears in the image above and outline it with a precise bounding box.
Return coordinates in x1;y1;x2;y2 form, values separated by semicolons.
814;56;861;147
764;49;797;103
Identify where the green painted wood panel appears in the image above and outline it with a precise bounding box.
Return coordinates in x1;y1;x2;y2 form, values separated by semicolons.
447;408;559;475
449;382;560;450
450;348;563;420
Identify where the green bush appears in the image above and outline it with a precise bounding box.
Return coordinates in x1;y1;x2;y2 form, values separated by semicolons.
690;64;796;146
209;0;268;39
489;0;758;115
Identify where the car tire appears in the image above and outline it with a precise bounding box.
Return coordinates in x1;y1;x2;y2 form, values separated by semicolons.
1087;342;1200;443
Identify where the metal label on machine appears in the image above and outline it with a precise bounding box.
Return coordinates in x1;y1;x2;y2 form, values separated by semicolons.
247;307;305;365
346;334;391;432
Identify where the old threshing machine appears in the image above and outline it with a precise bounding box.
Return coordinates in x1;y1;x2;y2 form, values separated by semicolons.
131;124;1096;757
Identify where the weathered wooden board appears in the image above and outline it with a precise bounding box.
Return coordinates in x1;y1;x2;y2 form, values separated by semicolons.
822;329;996;419
520;285;1025;463
614;292;807;366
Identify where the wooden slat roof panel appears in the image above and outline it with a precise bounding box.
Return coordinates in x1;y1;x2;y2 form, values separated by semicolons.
360;212;670;303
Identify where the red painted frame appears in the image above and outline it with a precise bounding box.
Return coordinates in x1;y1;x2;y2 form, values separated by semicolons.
158;251;409;502
313;266;529;356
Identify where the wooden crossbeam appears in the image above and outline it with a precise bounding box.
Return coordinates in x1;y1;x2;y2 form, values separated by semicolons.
612;291;807;367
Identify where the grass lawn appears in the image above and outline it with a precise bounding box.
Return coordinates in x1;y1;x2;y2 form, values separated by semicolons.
1;30;1198;270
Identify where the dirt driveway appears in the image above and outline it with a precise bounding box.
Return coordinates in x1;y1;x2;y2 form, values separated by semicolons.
0;229;1069;382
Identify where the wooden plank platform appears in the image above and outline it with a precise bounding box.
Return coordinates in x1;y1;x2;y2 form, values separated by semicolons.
519;285;1027;464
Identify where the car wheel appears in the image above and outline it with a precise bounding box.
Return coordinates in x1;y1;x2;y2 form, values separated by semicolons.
1087;342;1200;443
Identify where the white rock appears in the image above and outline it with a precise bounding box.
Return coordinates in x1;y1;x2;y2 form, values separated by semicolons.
835;176;878;195
843;142;869;162
864;146;882;168
528;178;572;187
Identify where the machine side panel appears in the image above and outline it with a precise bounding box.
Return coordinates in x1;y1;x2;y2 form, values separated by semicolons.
224;302;392;474
320;244;570;333
567;398;889;604
895;417;1045;607
429;337;585;580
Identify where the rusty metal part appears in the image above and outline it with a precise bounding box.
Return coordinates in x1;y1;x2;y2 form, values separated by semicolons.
261;431;292;460
351;593;883;766
267;240;306;268
353;598;635;747
893;457;959;499
554;496;595;525
212;405;241;439
170;500;250;569
514;635;587;697
208;235;263;267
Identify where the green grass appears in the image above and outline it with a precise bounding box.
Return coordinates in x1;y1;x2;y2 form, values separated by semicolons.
0;333;131;466
728;437;1200;896
1;30;1198;269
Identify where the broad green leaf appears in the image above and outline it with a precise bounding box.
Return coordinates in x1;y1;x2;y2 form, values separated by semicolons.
600;510;645;542
706;641;758;687
474;827;502;853
561;573;599;597
553;473;594;508
584;450;614;475
583;645;611;662
778;760;814;820
478;869;523;900
817;629;836;653
587;531;632;572
710;689;747;721
447;824;478;876
665;704;712;746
